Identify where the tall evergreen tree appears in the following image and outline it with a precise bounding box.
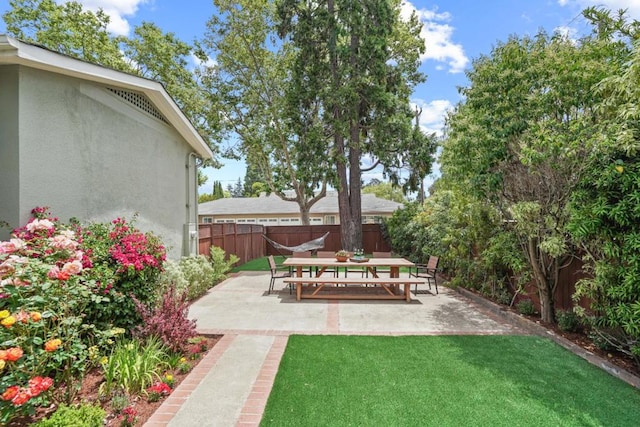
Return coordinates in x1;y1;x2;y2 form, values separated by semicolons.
276;0;429;249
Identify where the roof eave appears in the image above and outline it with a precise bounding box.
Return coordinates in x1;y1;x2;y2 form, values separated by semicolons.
0;35;213;159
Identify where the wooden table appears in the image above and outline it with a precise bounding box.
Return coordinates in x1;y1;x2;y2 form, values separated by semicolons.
282;257;419;302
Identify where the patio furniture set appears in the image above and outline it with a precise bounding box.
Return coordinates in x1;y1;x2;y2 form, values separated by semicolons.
268;252;439;302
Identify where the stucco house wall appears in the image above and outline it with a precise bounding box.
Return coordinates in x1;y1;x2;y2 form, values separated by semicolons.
0;36;212;259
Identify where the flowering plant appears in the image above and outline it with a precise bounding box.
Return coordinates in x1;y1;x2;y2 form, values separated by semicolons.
119;406;138;427
335;250;350;257
80;215;166;331
0;207;104;422
146;381;172;402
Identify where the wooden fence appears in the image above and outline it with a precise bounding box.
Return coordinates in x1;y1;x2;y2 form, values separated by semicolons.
198;223;266;266
198;223;390;265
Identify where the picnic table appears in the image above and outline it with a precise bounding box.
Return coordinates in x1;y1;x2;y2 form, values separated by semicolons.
282;257;421;302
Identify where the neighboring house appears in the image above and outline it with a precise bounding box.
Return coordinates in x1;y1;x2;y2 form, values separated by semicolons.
198;192;403;225
0;35;214;258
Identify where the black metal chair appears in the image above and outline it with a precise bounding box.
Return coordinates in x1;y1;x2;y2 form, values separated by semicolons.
268;255;292;294
292;251;313;277
409;255;439;294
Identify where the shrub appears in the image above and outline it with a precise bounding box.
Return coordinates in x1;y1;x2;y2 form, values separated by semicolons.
79;216;166;331
209;246;239;284
0;208;112;422
35;404;105;427
516;299;536;316
556;309;581;332
156;247;238;302
132;285;198;354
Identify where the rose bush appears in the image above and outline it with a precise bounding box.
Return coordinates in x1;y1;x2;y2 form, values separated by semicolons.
78;216;166;332
0;208;167;423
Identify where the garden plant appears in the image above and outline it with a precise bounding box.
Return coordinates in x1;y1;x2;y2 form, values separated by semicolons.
0;207;231;424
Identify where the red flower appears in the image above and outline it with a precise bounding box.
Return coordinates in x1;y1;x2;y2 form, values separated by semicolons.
11;390;31;406
28;376;53;396
147;382;171;395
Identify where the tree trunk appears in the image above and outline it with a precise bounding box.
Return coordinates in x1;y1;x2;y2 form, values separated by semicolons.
527;238;555;323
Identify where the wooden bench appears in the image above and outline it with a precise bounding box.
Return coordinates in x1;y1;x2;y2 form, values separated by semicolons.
283;277;425;302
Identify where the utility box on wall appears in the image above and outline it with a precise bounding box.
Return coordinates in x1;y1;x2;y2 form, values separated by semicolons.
184;223;198;256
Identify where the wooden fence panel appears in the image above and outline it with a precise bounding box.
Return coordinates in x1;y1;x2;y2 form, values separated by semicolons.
199;223;390;263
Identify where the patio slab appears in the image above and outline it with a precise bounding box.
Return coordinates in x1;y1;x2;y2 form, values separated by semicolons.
146;272;523;426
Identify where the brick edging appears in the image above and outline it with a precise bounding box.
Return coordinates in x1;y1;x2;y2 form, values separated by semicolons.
455;287;640;389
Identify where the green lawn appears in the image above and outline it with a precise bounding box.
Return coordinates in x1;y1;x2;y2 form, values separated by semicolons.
261;335;640;426
232;255;285;272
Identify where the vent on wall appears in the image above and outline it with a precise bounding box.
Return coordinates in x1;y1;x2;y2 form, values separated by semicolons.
106;87;169;124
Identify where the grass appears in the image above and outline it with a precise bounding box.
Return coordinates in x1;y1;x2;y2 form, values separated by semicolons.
232;255;286;272
261;335;640;426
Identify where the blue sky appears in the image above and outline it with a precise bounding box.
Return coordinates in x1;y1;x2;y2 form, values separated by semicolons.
3;0;640;192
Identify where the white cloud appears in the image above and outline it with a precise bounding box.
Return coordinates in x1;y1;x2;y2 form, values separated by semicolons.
57;0;149;36
191;53;216;68
400;1;469;73
559;0;640;19
410;98;453;136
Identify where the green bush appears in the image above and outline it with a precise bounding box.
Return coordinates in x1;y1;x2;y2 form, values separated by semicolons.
35;404;105;427
516;299;536;315
556;309;581;332
156;247;239;302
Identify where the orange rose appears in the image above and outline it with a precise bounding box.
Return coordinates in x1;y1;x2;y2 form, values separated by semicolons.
1;386;18;402
30;311;42;322
44;339;62;352
5;347;23;362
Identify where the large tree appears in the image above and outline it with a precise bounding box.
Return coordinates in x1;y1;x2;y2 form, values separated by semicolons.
441;26;626;323
276;0;430;250
198;0;331;224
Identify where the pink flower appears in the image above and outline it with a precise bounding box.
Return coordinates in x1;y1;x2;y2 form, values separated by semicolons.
61;260;83;275
49;234;78;251
26;219;55;233
0;239;26;254
47;266;61;279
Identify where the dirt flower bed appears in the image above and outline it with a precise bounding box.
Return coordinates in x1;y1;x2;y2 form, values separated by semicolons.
8;335;222;426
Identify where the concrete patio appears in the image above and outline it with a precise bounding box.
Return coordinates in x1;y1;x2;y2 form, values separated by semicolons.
144;271;525;426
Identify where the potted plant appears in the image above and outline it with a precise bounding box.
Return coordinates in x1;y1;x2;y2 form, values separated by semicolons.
335;250;350;262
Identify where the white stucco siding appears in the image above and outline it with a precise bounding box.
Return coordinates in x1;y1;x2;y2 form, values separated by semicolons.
16;67;191;258
0;66;20;240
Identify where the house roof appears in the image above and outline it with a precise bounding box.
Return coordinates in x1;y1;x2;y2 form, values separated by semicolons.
198;193;403;216
0;35;214;159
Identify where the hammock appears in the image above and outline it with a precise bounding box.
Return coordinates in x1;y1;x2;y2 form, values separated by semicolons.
262;232;330;255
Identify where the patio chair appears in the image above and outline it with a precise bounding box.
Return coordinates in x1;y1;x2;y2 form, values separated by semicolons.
409;255;439;294
292;251;313;277
268;255;292;294
316;251;339;277
371;251;392;277
343;251;367;278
